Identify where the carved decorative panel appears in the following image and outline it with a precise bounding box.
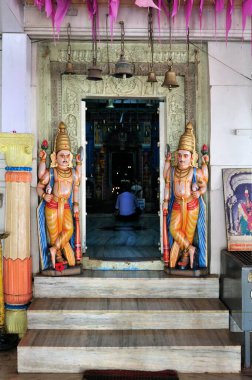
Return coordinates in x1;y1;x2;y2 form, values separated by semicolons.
38;41;209;155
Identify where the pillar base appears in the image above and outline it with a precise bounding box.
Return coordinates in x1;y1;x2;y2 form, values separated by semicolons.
5;309;27;338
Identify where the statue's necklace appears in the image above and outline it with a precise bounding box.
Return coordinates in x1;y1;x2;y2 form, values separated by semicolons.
175;167;191;183
56;167;72;179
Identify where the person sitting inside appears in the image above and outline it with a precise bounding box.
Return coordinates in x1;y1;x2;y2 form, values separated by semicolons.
131;179;142;198
115;182;141;221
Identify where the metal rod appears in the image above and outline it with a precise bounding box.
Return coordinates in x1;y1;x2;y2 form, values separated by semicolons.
169;0;172;55
106;13;110;74
244;330;251;369
67;23;71;63
148;8;154;68
93;14;97;65
119;21;125;57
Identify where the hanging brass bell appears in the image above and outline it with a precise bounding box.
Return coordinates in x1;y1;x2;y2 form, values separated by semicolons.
161;66;179;90
64;61;75;75
147;70;157;83
87;63;103;81
112;54;133;79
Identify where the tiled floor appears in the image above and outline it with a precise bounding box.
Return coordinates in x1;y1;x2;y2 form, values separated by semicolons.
86;214;161;260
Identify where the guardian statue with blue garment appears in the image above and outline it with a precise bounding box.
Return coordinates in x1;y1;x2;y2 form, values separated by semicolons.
162;122;209;271
36;122;82;272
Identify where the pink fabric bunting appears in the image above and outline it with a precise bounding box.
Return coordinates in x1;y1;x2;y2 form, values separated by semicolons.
54;0;71;34
34;0;70;34
172;0;179;19
214;0;224;36
226;0;234;43
242;0;252;34
109;0;120;38
45;0;53;19
199;0;204;30
86;0;99;40
215;0;225;13
184;0;194;32
34;0;45;12
157;0;170;37
135;0;160;10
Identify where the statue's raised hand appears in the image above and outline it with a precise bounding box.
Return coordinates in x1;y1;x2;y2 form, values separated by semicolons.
73;204;79;217
162;200;169;211
44;193;53;203
76;153;81;163
165;152;172;162
39;150;47;161
201;154;209;165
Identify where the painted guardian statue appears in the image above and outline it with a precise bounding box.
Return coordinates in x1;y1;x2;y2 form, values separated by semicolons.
162;122;209;271
36;122;82;271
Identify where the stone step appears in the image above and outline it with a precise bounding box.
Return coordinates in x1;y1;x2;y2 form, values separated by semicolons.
27;298;229;330
34;270;219;299
82;256;164;271
18;329;241;373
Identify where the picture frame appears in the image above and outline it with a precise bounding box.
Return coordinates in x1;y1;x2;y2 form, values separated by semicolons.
223;168;252;251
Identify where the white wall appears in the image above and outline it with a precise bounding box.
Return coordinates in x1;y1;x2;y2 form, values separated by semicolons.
208;41;252;274
0;0;24;33
0;40;2;133
2;34;32;133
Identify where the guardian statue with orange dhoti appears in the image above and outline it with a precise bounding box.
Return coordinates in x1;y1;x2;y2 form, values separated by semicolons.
162;122;209;271
36;122;82;272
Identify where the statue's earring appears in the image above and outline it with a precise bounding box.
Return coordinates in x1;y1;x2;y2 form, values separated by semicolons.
50;152;57;168
174;151;178;166
68;152;73;168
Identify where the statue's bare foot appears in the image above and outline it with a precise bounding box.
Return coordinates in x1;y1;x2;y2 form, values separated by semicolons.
188;245;196;269
49;247;57;269
56;250;64;263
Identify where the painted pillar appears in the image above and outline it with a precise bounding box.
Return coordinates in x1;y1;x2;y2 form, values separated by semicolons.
0;133;34;336
0;233;9;329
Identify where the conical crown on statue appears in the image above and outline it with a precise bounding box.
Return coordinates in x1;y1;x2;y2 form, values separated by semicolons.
178;122;195;153
55;122;71;153
176;121;198;167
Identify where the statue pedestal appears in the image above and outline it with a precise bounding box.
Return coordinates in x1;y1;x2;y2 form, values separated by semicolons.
164;267;208;277
41;265;82;277
0;232;19;350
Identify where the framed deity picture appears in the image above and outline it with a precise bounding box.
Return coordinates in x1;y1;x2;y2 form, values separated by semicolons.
223;168;252;251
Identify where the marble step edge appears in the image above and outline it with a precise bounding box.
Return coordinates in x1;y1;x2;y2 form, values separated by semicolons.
34;275;219;299
27;309;229;330
82;257;164;270
18;329;241;374
18;346;241;374
28;297;227;312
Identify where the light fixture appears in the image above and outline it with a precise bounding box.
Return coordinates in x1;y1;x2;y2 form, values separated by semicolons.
146;99;153;107
106;99;114;109
161;1;179;90
64;23;75;75
112;21;133;79
87;14;102;81
147;8;157;84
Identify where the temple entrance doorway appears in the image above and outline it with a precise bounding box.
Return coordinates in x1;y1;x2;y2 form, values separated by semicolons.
83;98;164;263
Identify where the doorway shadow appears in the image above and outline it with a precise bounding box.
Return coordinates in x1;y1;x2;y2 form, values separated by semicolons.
86;213;161;261
85;98;161;261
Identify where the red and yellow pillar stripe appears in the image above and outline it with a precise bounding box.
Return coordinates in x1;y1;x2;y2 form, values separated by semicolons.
0;133;34;337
